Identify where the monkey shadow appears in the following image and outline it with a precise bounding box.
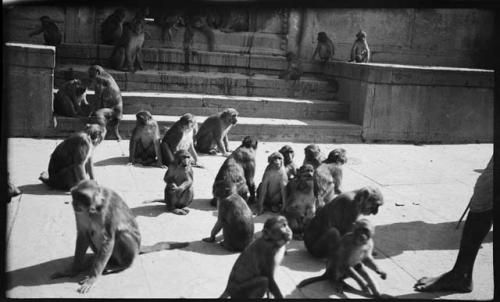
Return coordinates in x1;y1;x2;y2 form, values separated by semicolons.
474;169;484;173
94;156;129;166
5;255;93;291
182;239;238;256
189;198;218;212
281;241;325;273
131;201;166;218
17;183;70;196
374;220;493;259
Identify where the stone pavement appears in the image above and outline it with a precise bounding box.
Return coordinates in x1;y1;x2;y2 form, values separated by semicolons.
5;138;494;299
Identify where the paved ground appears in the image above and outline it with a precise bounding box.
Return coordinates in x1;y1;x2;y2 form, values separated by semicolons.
5;138;494;299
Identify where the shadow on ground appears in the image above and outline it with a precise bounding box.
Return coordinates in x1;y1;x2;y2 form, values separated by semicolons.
94;156;129;166
374;220;493;259
17;183;70;196
182;239;238;256
281;240;324;273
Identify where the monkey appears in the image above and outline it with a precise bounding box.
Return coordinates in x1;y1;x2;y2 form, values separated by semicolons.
163;150;194;215
210;136;258;207
203;180;254;252
88;65;123;141
29;15;62;46
279;145;298;180
303;186;384;258
182;8;215;72
109;7;148;72
50;180;189;294
129;110;163;167
39;124;105;191
314;148;348;209
256;152;287;215
298;218;388;298
100;8;127;45
195;108;238;156
207;8;249;33
303;144;326;170
219;215;292;298
312;32;335;63
150;9;184;43
279;51;302;81
161;113;199;167
54;79;90;117
283;164;317;240
349;30;371;63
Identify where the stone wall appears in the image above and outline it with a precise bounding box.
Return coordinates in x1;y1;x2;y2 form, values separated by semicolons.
4;43;56;137
324;62;494;143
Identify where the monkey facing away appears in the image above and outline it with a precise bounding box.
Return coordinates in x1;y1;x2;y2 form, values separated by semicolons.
39;124;105;191
51;180;189;294
195;108;239;156
298;218;388;298
279;145;298;180
101;8;127;45
29;15;62;46
303;186;384;258
203;180;254;252
312;32;335;63
161;113;199;167
283;164;317;240
54;79;89;117
210;136;258;207
88;65;123;141
303;144;325;170
164;150;194;215
279;51;302;81
350;30;371;63
256;151;288;215
129;110;164;167
314;148;347;209
219;215;292;298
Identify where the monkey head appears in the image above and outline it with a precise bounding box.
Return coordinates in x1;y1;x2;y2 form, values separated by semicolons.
325;148;347;165
174;150;192;167
317;32;328;43
114;8;126;20
180;113;196;129
304;144;321;161
213;180;238;200
262;215;292;246
298;164;314;181
70;180;104;216
88;65;104;80
356;30;367;41
241;136;258;150
279;145;294;165
85;123;106;146
355;186;384;216
40;15;52;25
70;79;89;106
221;108;239;126
135;110;153;125
268;152;283;169
352;218;374;245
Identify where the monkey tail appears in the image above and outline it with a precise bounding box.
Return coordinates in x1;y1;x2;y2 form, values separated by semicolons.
139;241;189;254
297;274;328;288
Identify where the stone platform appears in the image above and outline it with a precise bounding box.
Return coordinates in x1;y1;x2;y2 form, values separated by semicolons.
5;138;494;299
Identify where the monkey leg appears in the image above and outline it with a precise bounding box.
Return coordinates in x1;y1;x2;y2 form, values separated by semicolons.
305;227;341;258
54;94;79;117
229;277;269;298
109;116;122;141
348;265;371;293
351;264;381;297
297;274;328;288
103;230;139;275
48;163;87;191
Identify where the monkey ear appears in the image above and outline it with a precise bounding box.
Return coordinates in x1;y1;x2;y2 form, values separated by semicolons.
356;187;371;206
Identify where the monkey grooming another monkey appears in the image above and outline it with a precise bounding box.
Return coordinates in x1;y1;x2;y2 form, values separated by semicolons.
161;113;199;167
39;124;105;191
203;180;254;252
298;219;388;298
279;51;302;81
256;152;288;215
219;215;292;298
303;144;325;170
164;150;194;215
314;148;347;209
51;180;189;294
312;32;335;63
88;65;123;141
29;15;62;46
350;30;371;63
129;110;163;167
284;164;317;240
54;79;89;117
279;145;298;180
303;186;384;258
101;8;126;45
210;136;258;207
195;108;239;156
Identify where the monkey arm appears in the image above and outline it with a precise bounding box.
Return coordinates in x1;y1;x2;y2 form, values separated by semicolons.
353;264;381;297
129;136;138;163
280;178;287;213
188;143;199;165
223;134;230;153
347;266;370;293
153;139;164;167
328;40;335;56
362;256;386;279
160;141;175;166
365;44;371;62
268;276;283;299
350;43;358;62
204;219;222;241
78;235;115;293
85;156;95;180
29;26;44;37
312;46;319;60
176;170;193;192
257;179;268;214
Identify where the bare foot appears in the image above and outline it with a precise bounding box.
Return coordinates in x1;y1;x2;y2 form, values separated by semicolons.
414;271;472;293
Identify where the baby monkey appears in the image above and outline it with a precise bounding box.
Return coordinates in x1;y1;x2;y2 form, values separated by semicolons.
298;218;388;298
350;30;371;63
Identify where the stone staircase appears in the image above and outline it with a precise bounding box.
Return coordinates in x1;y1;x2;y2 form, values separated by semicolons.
52;43;363;143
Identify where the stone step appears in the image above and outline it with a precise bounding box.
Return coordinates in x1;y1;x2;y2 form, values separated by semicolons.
55;64;338;100
50;115;363;143
66;90;348;120
56;43;326;76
